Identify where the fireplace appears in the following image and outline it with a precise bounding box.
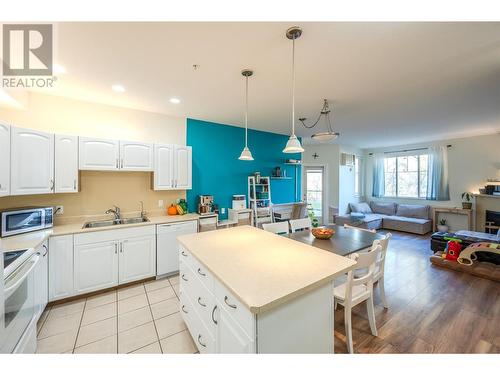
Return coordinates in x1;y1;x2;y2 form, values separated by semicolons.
485;210;500;234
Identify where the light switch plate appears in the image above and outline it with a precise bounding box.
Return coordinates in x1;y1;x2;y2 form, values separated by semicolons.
158;200;164;208
221;207;226;214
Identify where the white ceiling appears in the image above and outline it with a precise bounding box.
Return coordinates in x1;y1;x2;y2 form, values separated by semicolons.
32;22;500;147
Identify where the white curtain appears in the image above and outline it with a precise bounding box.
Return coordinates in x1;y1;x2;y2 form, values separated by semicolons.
372;153;385;198
426;145;450;201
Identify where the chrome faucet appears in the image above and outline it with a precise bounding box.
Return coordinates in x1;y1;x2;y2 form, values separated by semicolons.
139;201;147;219
105;205;121;221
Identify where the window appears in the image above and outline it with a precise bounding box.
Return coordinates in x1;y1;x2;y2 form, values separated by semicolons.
305;167;324;221
384;154;428;198
354;156;361;196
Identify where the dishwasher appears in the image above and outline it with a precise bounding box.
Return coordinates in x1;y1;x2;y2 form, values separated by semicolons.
157;220;198;277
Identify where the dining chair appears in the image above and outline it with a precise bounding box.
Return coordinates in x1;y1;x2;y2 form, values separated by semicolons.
291;202;308;220
262;221;290;235
343;223;376;233
372;233;392;309
334;242;381;354
289;217;312;233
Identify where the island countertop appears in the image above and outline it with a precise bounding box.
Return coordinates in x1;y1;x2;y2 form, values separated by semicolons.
177;225;356;314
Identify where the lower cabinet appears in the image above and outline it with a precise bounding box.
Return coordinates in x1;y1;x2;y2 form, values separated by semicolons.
118;235;156;284
48;235;75;301
217;305;254;353
33;240;49;320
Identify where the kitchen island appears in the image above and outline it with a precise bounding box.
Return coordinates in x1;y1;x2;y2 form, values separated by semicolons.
177;225;356;353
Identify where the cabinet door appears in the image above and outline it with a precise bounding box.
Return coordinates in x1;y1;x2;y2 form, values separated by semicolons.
10;127;54;195
34;241;49;320
48;235;75;302
74;241;119;294
120;141;153;171
0;122;10;197
118;235;156;284
174;145;192;189
79;137;119;171
217;306;254;353
55;134;79;193
153;143;174;190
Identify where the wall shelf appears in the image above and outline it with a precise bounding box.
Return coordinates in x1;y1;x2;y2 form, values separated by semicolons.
271;177;292;180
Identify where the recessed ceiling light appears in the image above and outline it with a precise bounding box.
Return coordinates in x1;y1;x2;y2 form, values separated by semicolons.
112;84;125;93
169;97;181;104
53;64;67;74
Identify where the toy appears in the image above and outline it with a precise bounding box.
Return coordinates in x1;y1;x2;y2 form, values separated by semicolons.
442;237;463;261
458;242;500;266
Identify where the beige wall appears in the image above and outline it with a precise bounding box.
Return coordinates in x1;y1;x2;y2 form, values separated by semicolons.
0;92;187;219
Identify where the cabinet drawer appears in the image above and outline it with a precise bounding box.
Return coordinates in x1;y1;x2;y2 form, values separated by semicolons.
180;291;215;353
179;246;214;291
179;245;196;273
214;278;255;338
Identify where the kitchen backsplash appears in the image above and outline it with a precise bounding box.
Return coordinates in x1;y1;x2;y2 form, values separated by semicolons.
0;171;185;220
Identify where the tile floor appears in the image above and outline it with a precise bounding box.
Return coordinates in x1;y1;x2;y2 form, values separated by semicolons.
36;275;198;354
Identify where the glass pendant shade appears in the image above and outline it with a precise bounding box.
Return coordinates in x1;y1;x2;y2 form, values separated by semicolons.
238;146;254;160
283;134;304;153
311;132;339;142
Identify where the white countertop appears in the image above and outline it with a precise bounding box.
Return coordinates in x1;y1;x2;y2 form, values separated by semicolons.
1;213;200;252
177;225;356;314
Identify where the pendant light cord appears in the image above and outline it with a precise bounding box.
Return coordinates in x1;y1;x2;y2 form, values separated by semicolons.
292;34;296;137
245;75;249;147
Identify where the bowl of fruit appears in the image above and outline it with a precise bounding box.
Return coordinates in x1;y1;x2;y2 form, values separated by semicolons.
311;227;335;240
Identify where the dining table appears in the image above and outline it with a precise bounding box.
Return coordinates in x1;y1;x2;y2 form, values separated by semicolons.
287;224;383;257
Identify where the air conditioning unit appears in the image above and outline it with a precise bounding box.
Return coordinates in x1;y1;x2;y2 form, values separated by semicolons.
341;153;355;166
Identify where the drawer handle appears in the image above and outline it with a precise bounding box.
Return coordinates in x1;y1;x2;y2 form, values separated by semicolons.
197;297;206;307
197;268;206;277
181;251;188;257
197;334;206;348
224;296;237;309
181;274;188;282
181;305;188;314
211;305;218;325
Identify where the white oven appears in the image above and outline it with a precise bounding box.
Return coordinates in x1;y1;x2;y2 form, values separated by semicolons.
1;251;40;353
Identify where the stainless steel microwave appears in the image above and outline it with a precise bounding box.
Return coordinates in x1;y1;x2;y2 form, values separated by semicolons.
0;207;53;237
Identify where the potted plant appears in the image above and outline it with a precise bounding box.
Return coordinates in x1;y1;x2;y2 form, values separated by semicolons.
307;204;319;228
437;218;449;232
461;192;473;209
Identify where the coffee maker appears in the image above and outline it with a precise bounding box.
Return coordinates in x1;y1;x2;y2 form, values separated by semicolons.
197;195;215;215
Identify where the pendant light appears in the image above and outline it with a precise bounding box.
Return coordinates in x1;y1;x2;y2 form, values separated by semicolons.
238;69;254;161
283;26;305;153
299;99;340;142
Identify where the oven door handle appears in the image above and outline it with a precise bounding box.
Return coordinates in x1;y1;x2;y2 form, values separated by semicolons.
4;253;40;299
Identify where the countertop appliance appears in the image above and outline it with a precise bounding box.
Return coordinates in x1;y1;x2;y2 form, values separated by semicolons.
232;195;247;210
1;247;39;353
197;195;215;216
1;206;53;237
157;221;198;276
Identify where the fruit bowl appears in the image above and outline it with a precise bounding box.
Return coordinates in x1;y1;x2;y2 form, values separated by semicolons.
311;227;335;240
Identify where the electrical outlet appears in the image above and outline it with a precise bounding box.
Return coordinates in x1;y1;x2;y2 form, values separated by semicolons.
55;205;64;215
158;200;164;208
221;207;226;215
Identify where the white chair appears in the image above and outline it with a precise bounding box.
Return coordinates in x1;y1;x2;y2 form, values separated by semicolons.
290;217;312;233
262;221;289;235
334;242;381;354
372;233;392;309
343;223;376;233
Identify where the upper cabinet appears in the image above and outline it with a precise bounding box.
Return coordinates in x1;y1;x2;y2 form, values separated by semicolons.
120;141;154;171
11;127;54;195
153;144;192;190
79;137;120;171
55;134;79;193
0;122;10;197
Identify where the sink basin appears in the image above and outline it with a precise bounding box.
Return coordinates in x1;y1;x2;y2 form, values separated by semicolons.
83;217;149;229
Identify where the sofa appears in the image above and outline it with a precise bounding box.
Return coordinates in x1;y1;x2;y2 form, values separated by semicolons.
334;201;432;235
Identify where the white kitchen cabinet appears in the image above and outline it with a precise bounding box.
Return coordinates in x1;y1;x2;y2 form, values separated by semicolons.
118;235;156;284
10;127;54;195
74;241;119;294
33;240;49;320
120;141;153;171
79;137;120;171
153;143;175;189
48;235;75;302
157;220;198;276
55;134;79;193
217;305;254;353
174;145;192;189
0;122;10;197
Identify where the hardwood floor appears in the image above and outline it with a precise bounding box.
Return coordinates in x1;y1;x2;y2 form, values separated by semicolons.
333;230;500;354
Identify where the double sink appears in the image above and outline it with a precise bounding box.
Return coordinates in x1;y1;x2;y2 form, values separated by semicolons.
82;217;149;229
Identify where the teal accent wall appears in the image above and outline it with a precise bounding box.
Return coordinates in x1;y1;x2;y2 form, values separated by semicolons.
186;118;302;219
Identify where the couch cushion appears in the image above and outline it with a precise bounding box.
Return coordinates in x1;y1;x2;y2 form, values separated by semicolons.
370;201;397;215
396;204;430;219
349;202;372;214
384;215;430;225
